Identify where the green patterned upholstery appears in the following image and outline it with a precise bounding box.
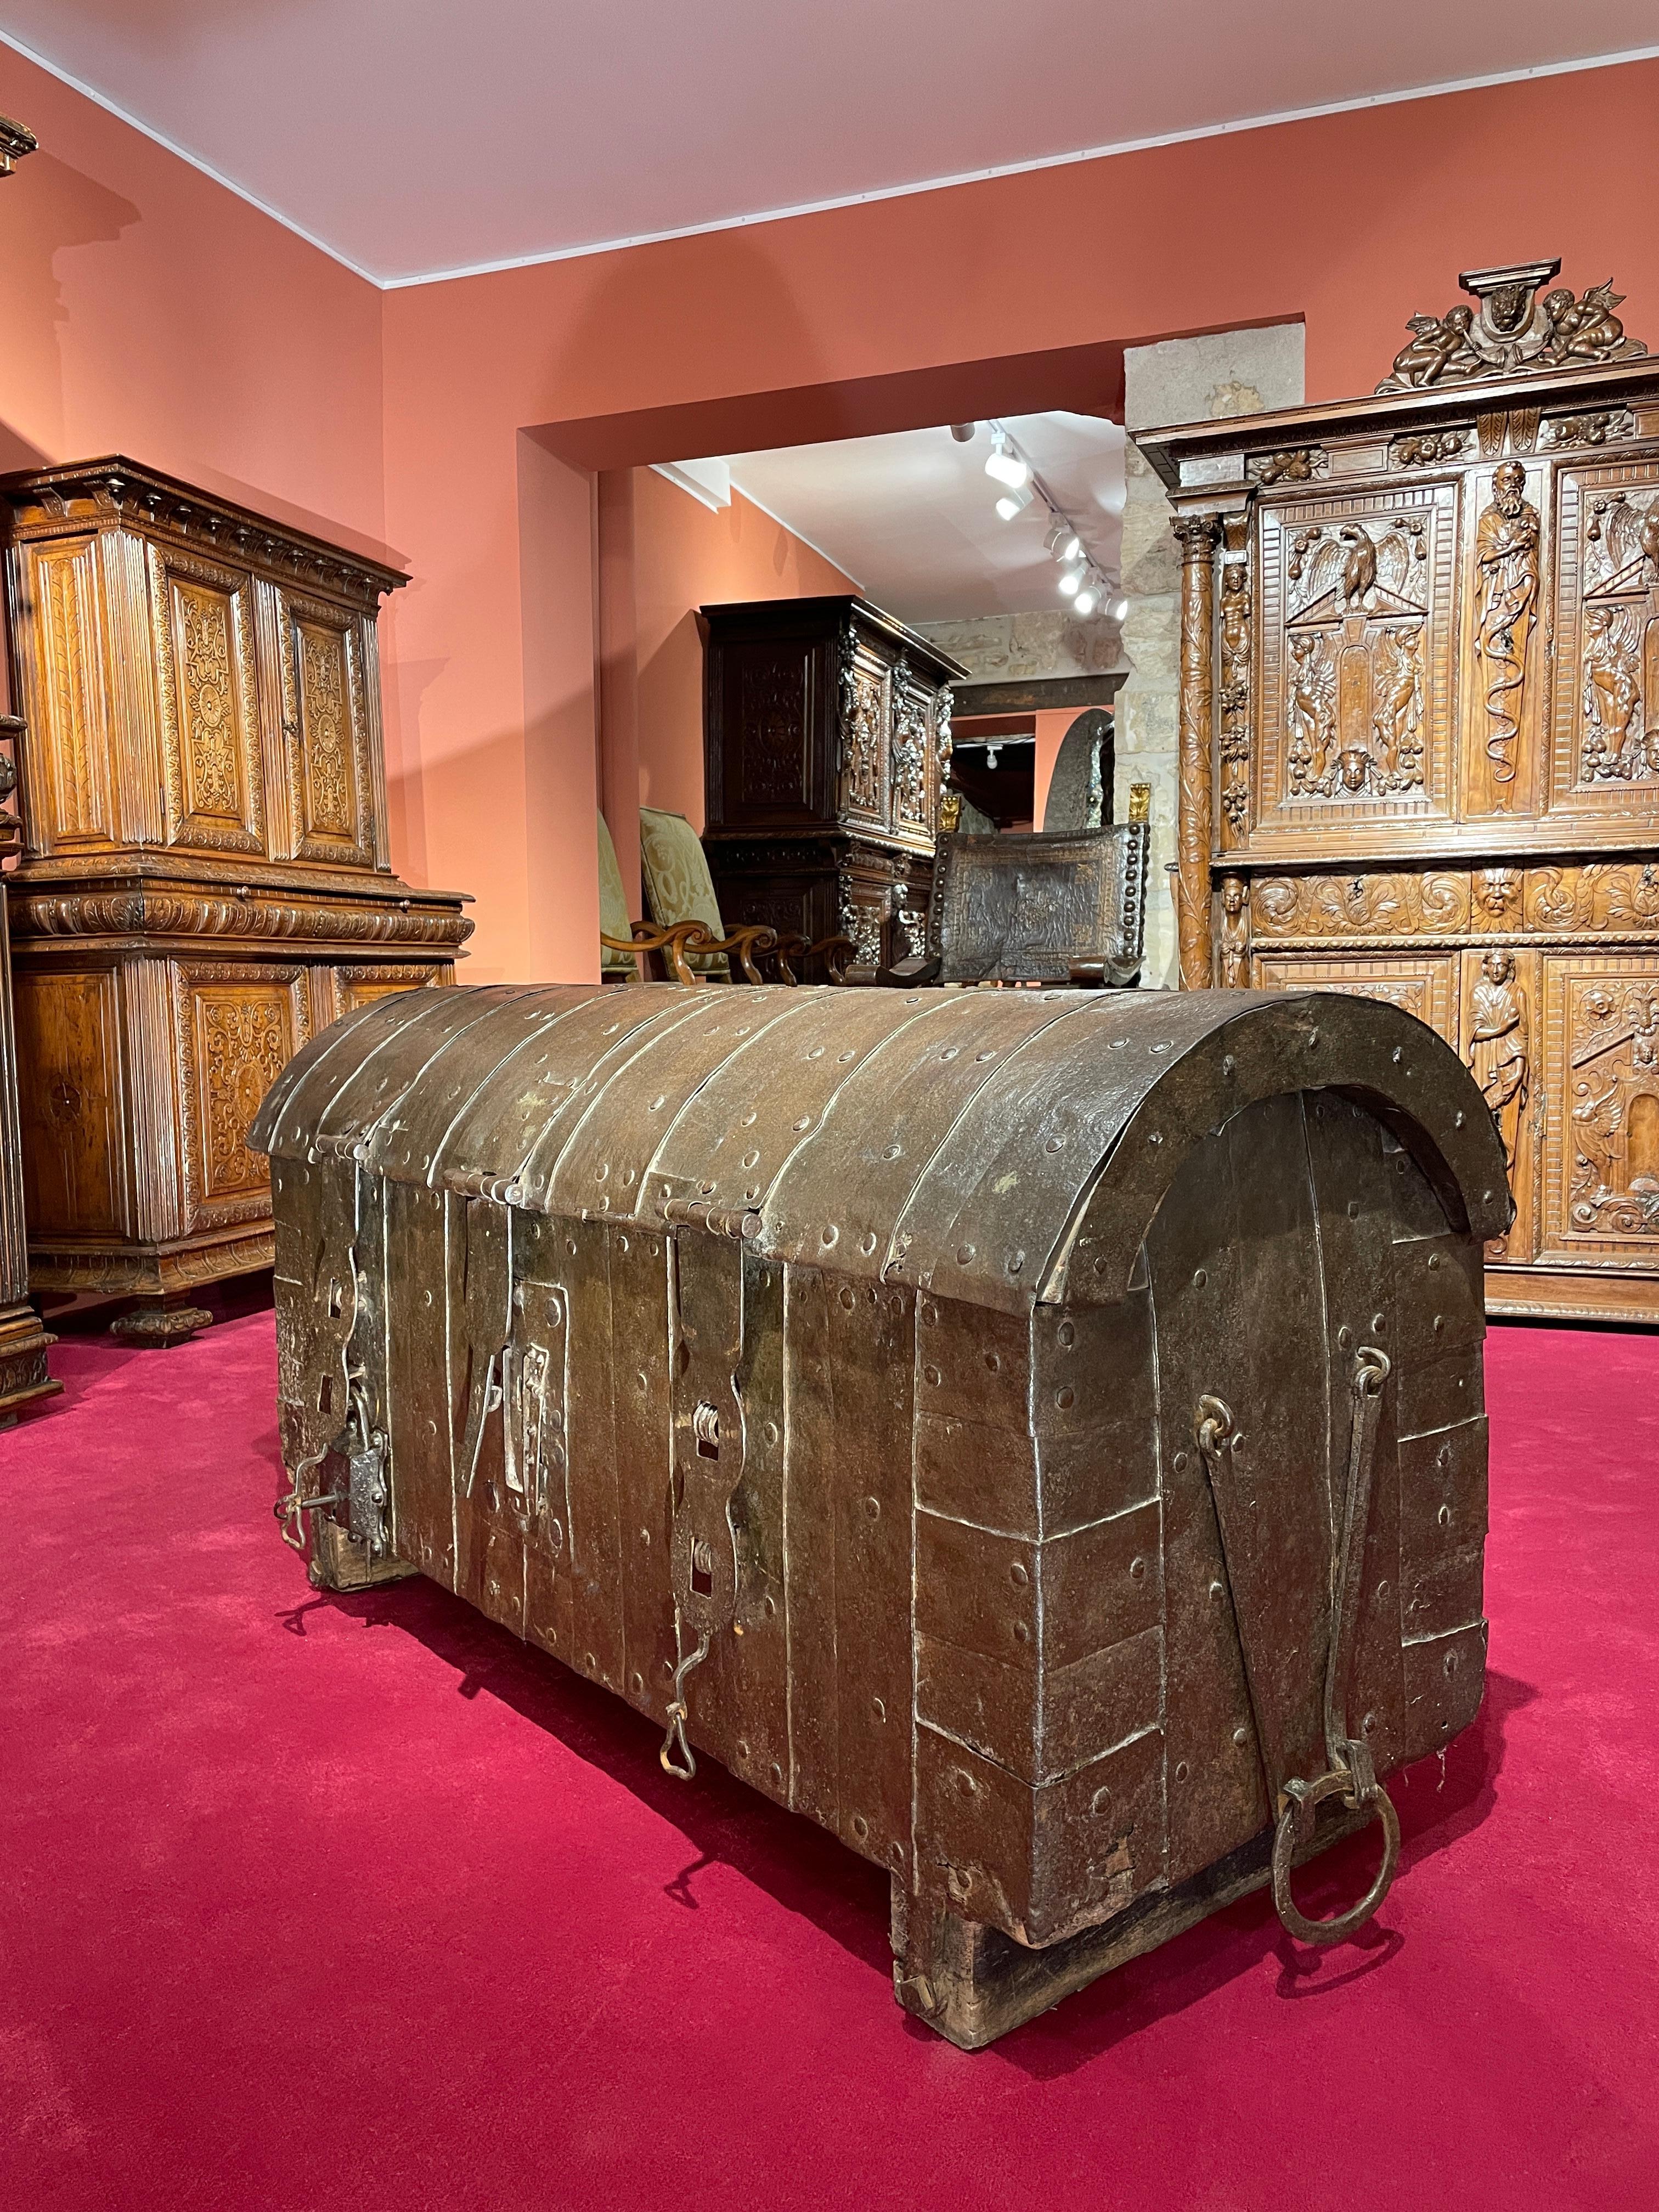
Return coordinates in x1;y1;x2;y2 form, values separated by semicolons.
639;806;729;978
597;811;636;975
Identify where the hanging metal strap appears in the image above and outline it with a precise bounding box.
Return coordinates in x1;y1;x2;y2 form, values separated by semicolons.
1195;1346;1401;1948
659;1619;713;1781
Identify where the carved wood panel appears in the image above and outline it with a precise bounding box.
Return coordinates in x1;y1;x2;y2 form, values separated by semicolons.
735;645;814;810
150;545;265;855
1250;951;1459;1051
839;634;889;831
20;538;114;849
13;967;126;1237
276;590;374;866
1252;870;1471;941
1460;459;1546;818
1538;950;1659;1262
1256;480;1458;829
1460;944;1537;1261
173;963;307;1230
331;964;443;1021
1550;458;1659;821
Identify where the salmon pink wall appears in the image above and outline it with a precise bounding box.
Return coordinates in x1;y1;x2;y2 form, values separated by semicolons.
380;55;1659;983
0;49;383;556
633;468;854;833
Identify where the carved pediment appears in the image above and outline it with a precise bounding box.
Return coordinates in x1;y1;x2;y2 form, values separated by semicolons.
1376;258;1647;394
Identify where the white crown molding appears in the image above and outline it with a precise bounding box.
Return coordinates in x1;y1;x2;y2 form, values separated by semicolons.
7;30;1658;295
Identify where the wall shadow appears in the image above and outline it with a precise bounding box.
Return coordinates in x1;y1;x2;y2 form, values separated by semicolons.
287;1550;1529;2069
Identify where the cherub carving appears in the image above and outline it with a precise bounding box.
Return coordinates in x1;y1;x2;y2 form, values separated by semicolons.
1380;304;1481;390
1541;281;1639;365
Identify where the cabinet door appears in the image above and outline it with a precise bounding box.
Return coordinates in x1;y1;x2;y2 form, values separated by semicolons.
1548;457;1659;828
273;588;376;867
150;544;266;856
1255;479;1460;833
1537;950;1659;1267
328;965;444;1023
1250;950;1460;1050
173;963;307;1233
13;967;128;1240
839;634;891;832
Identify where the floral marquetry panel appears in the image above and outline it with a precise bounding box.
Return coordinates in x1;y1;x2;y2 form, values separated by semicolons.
278;590;375;867
150;545;265;856
174;963;307;1229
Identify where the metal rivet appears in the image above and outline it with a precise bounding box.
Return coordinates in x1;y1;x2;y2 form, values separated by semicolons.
1392;1047;1403;1064
1175;1760;1190;1782
1455;1110;1466;1128
1338;1324;1353;1351
852;1815;868;1838
1148;1131;1163;1147
1428;1252;1442;1272
736;1739;750;1760
422;1288;433;1307
1210;1580;1224;1604
1045;1135;1063;1153
1307;1028;1320;1048
1058;1320;1075;1348
838;1285;856;1310
1013;1620;1030;1643
1438;1503;1452;1527
860;1231;877;1255
872;1697;885;1722
640;1527;651;1547
771;1761;783;1783
1376;1581;1389;1600
862;1496;881;1520
1193;1268;1207;1288
1433;1314;1445;1334
1175;1449;1190;1472
956;1244;975;1265
1362;1712;1376;1736
1009;1562;1029;1587
1222;1054;1237;1077
742;1149;760;1170
1130;1556;1147;1580
763;1593;776;1619
1233;1725;1250;1747
955;1771;977;1798
631;1671;644;1694
1090;1785;1112;1815
924;1364;941;1387
1007;1250;1024;1275
1444;1650;1460;1677
1373;1313;1386;1331
985;1351;1001;1372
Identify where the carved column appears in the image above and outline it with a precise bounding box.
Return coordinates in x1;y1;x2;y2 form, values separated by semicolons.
0;715;58;1420
1173;514;1221;989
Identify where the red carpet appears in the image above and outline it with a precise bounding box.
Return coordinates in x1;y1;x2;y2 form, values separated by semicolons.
2;1313;1654;2210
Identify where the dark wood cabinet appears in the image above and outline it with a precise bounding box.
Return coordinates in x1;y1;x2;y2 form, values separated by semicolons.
1142;258;1659;1324
0;713;57;1414
701;596;964;977
1;458;472;1342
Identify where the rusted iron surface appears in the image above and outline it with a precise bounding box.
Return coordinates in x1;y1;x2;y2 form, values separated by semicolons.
255;983;1509;2046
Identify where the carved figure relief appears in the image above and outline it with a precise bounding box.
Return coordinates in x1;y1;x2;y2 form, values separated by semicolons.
838;883;884;972
889;662;930;830
1377;259;1647;392
1217;875;1249;987
1217;560;1252;831
1466;950;1529;1166
1474;461;1541;786
839;632;885;820
1472;867;1522;928
1284;517;1426;799
1576;488;1659;786
1569;980;1659;1234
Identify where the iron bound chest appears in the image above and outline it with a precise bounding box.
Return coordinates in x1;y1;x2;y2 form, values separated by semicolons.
252;982;1509;2047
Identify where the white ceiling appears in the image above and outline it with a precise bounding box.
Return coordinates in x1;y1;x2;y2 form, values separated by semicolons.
3;5;1655;284
713;413;1124;624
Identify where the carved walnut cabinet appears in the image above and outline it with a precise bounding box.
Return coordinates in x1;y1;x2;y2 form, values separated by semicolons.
1141;261;1659;1324
1;459;471;1341
701;596;964;979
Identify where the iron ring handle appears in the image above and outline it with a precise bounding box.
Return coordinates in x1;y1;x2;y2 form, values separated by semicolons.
1271;1767;1401;1948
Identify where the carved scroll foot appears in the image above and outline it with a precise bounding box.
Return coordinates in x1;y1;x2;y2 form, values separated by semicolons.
110;1300;215;1348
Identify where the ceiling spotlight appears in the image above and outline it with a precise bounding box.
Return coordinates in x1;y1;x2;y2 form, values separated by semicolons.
1058;565;1084;597
950;422;977;442
985;431;1029;490
995;479;1035;520
1056;531;1082;564
1074;584;1099;616
1109;595;1129;622
1043;521;1069;558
